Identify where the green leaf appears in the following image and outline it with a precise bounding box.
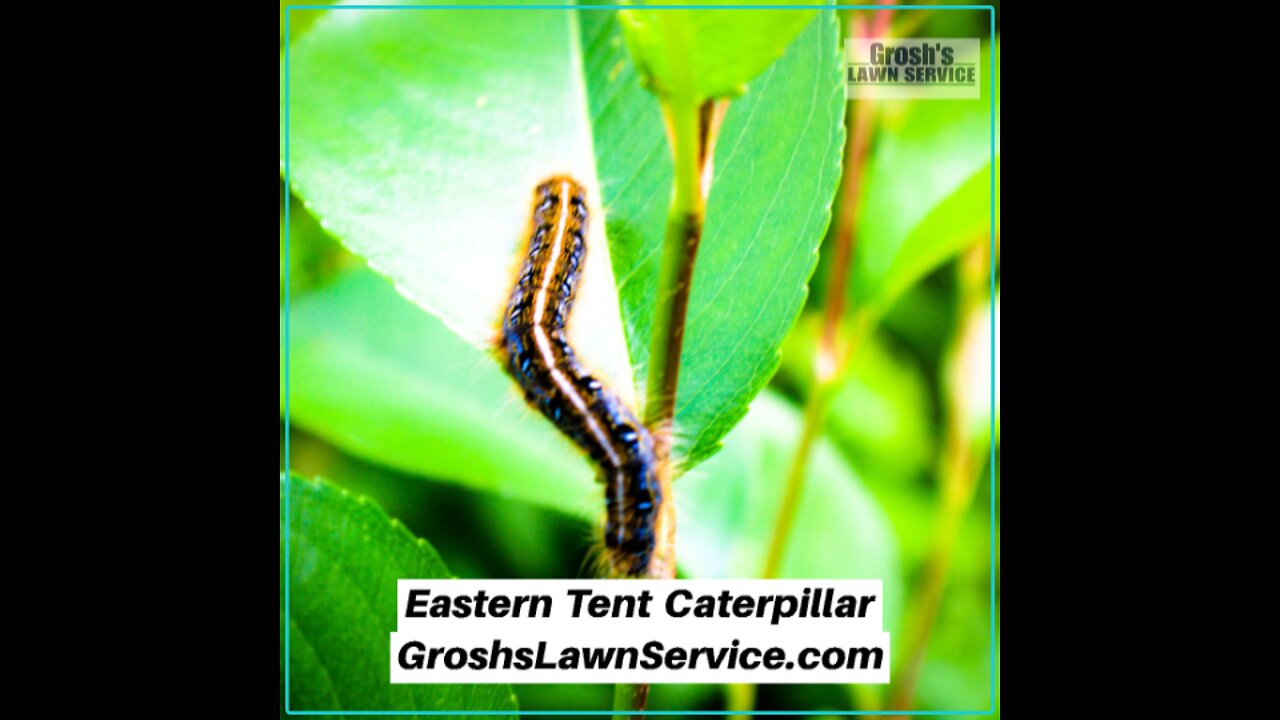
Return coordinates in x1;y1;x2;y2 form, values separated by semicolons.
283;5;844;469
283;2;652;415
852;39;1000;314
586;9;845;466
617;1;820;100
284;2;635;404
284;268;898;613
281;474;518;714
282;270;589;512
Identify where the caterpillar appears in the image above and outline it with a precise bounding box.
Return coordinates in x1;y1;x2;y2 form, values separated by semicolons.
498;175;661;578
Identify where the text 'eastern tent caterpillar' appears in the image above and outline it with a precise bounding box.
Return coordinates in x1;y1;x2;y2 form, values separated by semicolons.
498;175;662;578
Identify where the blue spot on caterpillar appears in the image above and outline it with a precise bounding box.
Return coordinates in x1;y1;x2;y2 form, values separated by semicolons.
497;175;661;578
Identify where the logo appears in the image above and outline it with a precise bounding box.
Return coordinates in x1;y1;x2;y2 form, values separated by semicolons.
845;38;981;99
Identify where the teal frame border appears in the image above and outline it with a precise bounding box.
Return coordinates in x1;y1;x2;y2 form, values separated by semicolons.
283;3;998;715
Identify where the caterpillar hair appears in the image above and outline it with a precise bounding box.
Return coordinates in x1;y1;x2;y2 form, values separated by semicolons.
497;175;663;578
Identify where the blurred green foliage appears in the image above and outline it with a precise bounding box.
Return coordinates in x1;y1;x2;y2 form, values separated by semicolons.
618;0;820;99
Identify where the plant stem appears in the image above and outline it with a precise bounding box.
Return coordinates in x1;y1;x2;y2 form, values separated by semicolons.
820;81;876;381
889;7;933;39
847;683;883;714
612;682;649;720
886;480;967;715
726;683;756;718
760;12;879;578
762;376;832;579
760;309;871;581
642;93;712;584
644;94;705;434
887;241;990;716
756;10;889;709
886;412;976;716
629;49;724;711
870;0;897;38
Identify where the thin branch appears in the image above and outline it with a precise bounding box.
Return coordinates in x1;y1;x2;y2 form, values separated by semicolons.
762;378;832;579
886;240;991;717
625;90;727;714
612;682;650;720
761;9;880;580
727;682;757;719
644;96;710;434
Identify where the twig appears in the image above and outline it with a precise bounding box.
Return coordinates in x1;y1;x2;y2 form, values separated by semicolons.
760;8;879;580
621;88;727;713
886;240;991;717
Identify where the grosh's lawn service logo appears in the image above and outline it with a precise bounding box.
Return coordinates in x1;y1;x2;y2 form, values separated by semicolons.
846;38;981;99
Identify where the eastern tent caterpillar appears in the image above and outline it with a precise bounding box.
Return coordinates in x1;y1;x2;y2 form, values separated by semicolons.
498;176;662;578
